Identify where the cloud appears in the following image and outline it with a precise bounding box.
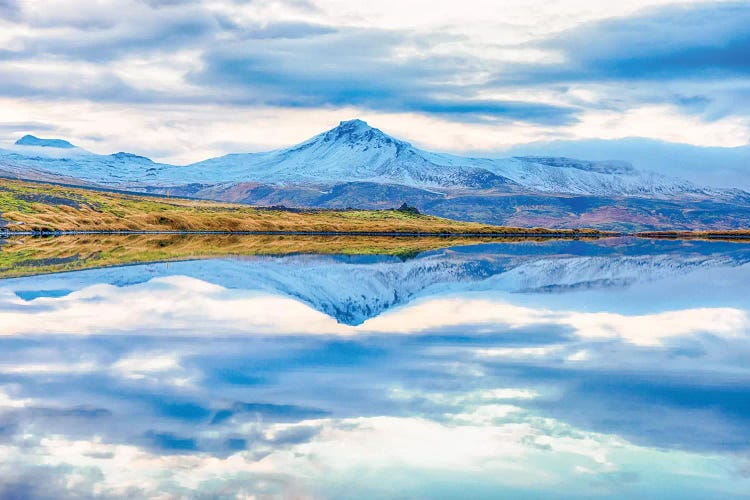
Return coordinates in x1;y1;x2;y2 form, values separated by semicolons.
191;27;578;124
556;2;750;80
489;2;750;123
0;121;58;133
0;0;746;159
0;0;18;20
2;10;219;62
0;3;579;125
494;2;750;84
228;21;337;40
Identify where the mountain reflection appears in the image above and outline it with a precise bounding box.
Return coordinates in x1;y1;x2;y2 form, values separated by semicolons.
0;237;748;498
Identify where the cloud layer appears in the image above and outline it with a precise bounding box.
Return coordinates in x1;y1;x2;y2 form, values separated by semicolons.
0;1;748;173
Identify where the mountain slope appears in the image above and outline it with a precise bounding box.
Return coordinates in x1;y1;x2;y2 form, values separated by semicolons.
0;135;174;187
182;120;718;198
503;137;750;191
183;119;513;190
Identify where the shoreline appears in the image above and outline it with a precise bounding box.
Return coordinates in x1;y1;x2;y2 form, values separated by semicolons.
2;229;749;240
634;232;750;240
0;229;617;238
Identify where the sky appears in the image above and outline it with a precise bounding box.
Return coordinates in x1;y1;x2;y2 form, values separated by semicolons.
0;0;749;165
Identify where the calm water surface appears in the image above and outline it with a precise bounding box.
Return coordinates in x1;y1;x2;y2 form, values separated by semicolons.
0;237;749;498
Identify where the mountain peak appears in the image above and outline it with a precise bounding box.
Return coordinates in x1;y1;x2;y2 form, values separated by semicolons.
329;119;377;138
110;152;153;163
15;134;75;149
337;118;370;129
320;119;408;149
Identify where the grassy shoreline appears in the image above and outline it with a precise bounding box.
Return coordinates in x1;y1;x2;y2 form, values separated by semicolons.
0;178;608;236
2;179;745;240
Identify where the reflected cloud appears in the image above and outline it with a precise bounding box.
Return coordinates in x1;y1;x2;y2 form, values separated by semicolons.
0;276;348;336
0;239;749;497
370;297;748;346
2;274;745;349
0;407;746;498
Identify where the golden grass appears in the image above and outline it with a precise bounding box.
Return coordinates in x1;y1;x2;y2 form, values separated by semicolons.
0;233;542;278
0;179;604;235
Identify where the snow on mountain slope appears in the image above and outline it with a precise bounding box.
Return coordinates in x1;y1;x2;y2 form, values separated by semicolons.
0;120;742;200
15;135;76;149
417;151;705;197
184;120;710;197
0;138;174;187
181;119;511;190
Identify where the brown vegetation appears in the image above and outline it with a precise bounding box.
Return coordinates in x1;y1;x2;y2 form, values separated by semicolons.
0;233;542;278
0;179;605;235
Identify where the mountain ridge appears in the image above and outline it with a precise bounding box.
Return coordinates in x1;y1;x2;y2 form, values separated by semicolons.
1;119;717;197
15;135;76;149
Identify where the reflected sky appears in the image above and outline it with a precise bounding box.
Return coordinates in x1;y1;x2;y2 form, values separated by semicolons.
0;237;749;498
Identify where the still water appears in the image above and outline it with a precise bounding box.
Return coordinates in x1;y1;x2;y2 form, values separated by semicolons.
0;236;749;498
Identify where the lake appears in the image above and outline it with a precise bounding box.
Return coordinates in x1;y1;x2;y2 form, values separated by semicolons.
0;236;749;498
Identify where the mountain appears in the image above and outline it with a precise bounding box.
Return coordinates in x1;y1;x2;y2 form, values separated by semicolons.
167;119;720;199
2;120;750;230
502;137;750;191
0;120;722;197
185;119;511;190
0;137;173;187
15;135;75;149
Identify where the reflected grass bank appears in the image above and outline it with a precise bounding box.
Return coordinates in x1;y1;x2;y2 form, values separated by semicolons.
0;233;563;278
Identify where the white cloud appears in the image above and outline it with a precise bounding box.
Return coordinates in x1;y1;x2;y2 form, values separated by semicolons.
3;98;747;165
0;361;98;375
1;277;746;347
568;105;750;147
0;387;34;408
1;407;740;497
0;275;350;335
0;0;747;163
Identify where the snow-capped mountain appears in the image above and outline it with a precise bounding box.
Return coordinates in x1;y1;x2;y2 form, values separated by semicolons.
472;156;702;197
177;119;713;198
0;121;728;197
2;122;750;230
183;119;511;190
15;135;76;149
0;135;176;186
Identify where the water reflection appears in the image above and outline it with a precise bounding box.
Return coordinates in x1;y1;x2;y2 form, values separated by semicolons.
0;237;748;498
